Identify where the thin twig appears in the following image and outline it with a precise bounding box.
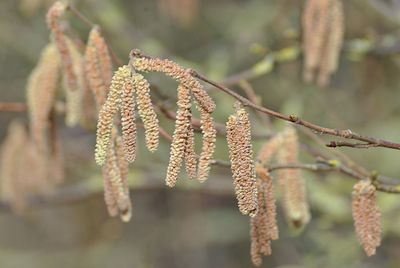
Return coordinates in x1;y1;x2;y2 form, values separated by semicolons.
0;102;27;112
327;141;380;149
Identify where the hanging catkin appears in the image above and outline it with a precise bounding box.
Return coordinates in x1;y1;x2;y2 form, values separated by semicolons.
226;107;258;216
26;43;61;151
47;1;78;92
166;84;192;187
256;132;284;166
121;79;137;163
302;0;344;86
352;180;381;256
277;126;310;228
95;65;131;166
84;25;113;107
132;73;159;152
129;49;215;113
250;166;279;266
196;105;216;183
184;122;197;179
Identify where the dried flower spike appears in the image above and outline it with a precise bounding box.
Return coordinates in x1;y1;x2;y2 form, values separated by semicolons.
132;73;159;152
226;107;258;216
129;50;215;113
95;65;131;166
121;80;137;163
352;180;381;256
277;126;310;228
184;122;197;179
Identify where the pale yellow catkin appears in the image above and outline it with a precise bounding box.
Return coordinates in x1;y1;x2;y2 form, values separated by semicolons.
47;1;78;91
166;84;192;187
132;73;159;152
130;50;215;113
277;126;310;228
95;65;131;166
226;108;258;216
26;43;61;152
352;180;381;256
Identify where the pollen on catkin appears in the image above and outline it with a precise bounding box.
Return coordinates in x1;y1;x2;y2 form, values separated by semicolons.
121;79;137;163
47;1;78;92
277;126;310;228
132;73;159;152
95;65;131;166
165;84;192;187
226;107;258;216
26;43;61;151
129;50;215;113
302;0;344;86
196;105;216;183
352;180;381;256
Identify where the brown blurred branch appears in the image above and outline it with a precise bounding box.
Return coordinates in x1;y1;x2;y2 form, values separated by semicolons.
327;141;380;149
0;102;27;112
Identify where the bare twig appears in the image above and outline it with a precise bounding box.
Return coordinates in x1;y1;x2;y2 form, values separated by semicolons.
0;102;27;112
327;141;380;149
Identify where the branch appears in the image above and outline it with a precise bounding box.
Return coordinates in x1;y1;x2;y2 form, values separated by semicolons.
327;141;380;149
0;102;27;112
189;70;400;151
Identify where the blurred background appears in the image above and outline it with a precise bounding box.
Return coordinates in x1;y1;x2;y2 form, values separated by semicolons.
1;0;400;267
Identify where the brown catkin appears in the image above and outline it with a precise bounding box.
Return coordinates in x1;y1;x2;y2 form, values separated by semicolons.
317;0;344;87
132;73;159;152
226;107;258;216
165;84;192;187
85;26;113;107
184;122;197;179
47;1;78;91
352;180;381;256
26;43;61;151
302;0;344;86
277;126;310;228
130;51;215;113
196;105;216;183
121;80;137;163
95;65;131;166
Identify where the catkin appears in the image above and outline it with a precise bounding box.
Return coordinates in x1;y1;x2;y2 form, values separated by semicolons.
302;0;344;86
184;122;197;179
85;26;113;107
102;130;132;222
129;50;215;113
277;126;310;228
166;84;192;187
352;180;381;256
63;37;84;127
226;107;258;216
26;43;61;151
121;80;137;163
132;73;159;152
196;105;216;183
95;65;131;166
47;1;78;92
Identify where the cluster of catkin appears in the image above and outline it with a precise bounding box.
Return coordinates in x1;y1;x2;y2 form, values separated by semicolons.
352;180;381;256
302;0;344;87
129;49;216;187
0;120;63;212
